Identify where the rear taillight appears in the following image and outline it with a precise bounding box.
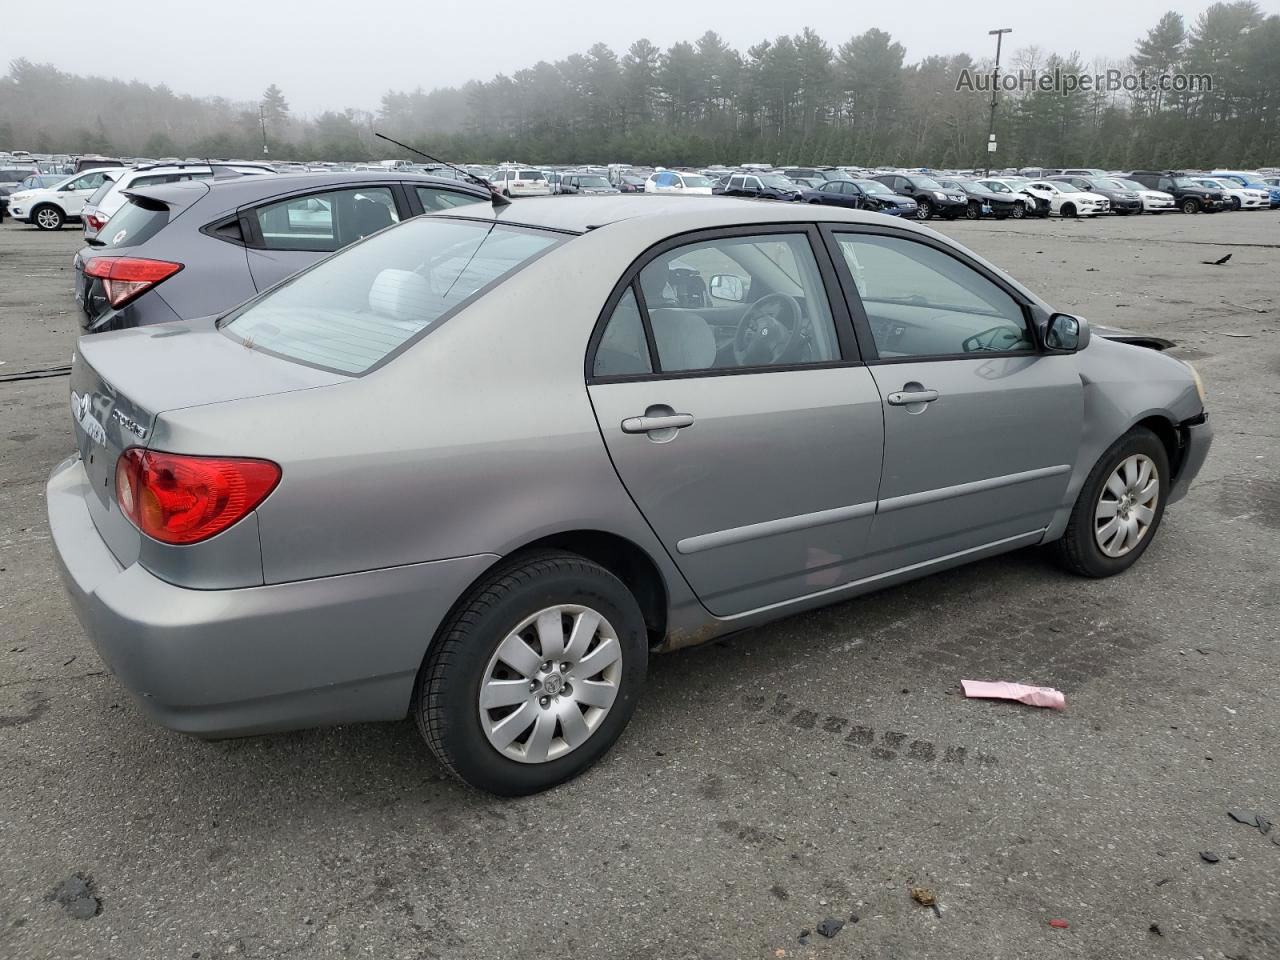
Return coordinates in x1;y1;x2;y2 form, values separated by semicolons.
83;257;182;309
115;448;280;545
85;212;107;231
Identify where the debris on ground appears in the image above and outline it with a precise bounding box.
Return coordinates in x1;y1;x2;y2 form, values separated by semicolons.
910;886;942;917
1202;254;1232;265
1048;919;1069;929
49;874;101;920
816;918;844;939
1227;808;1273;835
1199;851;1220;863
961;679;1066;710
1149;922;1163;936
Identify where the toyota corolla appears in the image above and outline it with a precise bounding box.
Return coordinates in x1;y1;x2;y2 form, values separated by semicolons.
48;196;1211;795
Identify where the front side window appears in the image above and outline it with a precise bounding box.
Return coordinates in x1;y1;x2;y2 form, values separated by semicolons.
416;185;483;212
252;187;400;252
631;232;841;374
69;171;108;191
222;218;562;375
836;234;1032;359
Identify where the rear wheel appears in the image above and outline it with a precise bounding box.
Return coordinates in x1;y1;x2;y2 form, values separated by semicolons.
1053;427;1169;578
33;205;64;230
414;551;648;795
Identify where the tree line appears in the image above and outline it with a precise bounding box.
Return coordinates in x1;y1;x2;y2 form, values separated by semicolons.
2;3;1277;169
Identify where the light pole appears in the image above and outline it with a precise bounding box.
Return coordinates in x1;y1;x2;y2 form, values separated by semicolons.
259;105;269;156
985;27;1012;176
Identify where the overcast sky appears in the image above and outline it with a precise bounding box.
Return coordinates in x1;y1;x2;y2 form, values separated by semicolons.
27;0;1276;115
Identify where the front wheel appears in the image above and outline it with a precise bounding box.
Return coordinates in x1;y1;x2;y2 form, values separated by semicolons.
33;205;64;230
965;201;981;220
1181;198;1199;214
915;199;933;220
1011;200;1026;220
414;551;648;795
1053;427;1169;578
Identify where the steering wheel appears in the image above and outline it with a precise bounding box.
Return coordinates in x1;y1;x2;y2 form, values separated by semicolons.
962;325;1024;353
733;294;804;366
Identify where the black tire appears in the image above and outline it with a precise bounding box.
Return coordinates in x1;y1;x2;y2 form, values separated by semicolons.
1011;200;1026;220
32;204;64;230
1052;427;1170;578
915;199;933;220
414;550;648;795
1061;203;1076;219
1181;198;1199;214
965;201;981;220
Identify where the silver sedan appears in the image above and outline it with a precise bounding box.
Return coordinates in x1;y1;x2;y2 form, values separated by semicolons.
48;196;1212;794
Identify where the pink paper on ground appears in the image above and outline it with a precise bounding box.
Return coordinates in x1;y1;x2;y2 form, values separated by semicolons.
962;679;1066;710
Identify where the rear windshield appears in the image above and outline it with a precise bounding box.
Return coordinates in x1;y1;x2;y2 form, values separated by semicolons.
220;218;564;375
97;198;171;248
518;170;544;180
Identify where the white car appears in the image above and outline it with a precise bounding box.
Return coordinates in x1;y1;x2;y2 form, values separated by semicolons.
1022;181;1111;217
1195;177;1268;211
82;162;274;239
7;167;124;230
492;168;552;197
644;171;715;195
1114;178;1176;213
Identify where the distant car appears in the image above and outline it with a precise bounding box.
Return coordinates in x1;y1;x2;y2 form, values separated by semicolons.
49;195;1212;796
645;171;715;195
802;179;916;216
1049;176;1143;215
1112;178;1176;214
83;162;275;240
871;173;967;221
974;178;1043;218
558;173;620;195
0;164;40;219
73;171;488;333
1020;181;1111;217
73;155;126;173
615;174;648;194
493;168;552;197
15;173;71;191
6;168;125;230
719;172;802;201
1059;168;1108;178
781;167;848;184
1193;177;1268;211
936;178;1019;219
1210;172;1280;209
1127;172;1225;214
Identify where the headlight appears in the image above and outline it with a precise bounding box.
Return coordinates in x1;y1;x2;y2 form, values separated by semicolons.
934;191;947;199
1184;361;1207;405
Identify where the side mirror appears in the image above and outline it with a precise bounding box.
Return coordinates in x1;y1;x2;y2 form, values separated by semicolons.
1045;313;1090;352
709;275;746;302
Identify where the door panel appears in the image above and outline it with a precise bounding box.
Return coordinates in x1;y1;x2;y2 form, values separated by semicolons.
866;356;1081;568
589;368;885;616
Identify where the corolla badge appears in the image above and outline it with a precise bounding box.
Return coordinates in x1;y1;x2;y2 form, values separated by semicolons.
111;408;148;440
70;390;108;447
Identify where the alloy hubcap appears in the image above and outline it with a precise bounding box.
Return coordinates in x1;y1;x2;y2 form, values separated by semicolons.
38;210;58;228
478;604;621;764
1094;454;1159;558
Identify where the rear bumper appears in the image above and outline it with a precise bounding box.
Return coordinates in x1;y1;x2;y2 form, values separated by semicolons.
48;455;498;737
1168;414;1213;505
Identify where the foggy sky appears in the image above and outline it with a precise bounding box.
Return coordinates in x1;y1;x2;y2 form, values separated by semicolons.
21;0;1275;115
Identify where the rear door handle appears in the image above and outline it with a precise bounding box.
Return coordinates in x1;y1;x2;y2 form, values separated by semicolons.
886;389;940;406
621;413;695;434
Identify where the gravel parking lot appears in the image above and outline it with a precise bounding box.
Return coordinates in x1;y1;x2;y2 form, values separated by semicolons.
1;210;1277;960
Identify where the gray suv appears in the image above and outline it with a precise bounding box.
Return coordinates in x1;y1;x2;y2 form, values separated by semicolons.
73;171;488;332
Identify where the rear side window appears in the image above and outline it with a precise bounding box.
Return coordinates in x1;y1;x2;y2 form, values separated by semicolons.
594;288;652;377
97;199;171;248
221;218;563;375
416;186;483;212
251;187;400;252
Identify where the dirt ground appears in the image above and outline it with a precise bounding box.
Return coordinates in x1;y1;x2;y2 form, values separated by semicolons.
0;208;1277;960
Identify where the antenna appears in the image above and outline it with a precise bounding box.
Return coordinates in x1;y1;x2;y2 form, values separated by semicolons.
375;132;509;207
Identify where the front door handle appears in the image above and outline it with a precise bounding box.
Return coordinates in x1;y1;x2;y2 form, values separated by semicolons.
621;413;695;434
886;389;940;406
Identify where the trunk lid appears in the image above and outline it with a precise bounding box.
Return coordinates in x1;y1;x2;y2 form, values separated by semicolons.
70;318;349;564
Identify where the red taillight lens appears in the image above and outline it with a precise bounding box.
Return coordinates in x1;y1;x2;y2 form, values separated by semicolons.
114;449;280;545
83;257;183;309
86;212;107;230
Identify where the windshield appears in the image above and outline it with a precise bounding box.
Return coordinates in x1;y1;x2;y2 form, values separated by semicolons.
517;170;544;181
1116;179;1148;192
1051;182;1081;193
855;179;894;195
221;219;563;375
1171;178;1200;188
759;175;794;188
1196;178;1225;189
912;176;944;190
680;175;713;188
1095;179;1127;190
